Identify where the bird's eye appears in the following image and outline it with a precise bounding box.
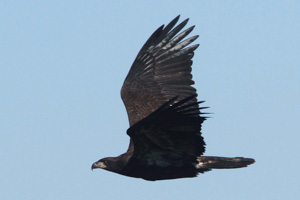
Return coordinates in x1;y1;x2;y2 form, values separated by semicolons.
103;160;108;164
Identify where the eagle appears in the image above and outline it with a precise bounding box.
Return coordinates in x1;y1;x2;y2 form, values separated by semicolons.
91;16;255;181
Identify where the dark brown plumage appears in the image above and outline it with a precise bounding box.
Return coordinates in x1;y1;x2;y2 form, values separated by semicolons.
91;16;255;181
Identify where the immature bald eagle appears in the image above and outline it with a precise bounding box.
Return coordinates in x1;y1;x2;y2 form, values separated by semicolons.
91;16;255;181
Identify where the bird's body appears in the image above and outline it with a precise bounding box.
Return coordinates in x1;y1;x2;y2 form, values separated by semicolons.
91;16;255;181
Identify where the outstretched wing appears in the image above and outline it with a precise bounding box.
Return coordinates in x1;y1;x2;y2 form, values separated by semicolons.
121;15;200;126
127;95;207;167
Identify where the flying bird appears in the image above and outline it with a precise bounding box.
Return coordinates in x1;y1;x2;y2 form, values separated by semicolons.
91;16;255;181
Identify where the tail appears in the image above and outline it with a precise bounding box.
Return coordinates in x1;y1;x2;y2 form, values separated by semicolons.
196;156;255;172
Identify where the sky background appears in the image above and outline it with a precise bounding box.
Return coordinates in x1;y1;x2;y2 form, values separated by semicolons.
1;1;299;199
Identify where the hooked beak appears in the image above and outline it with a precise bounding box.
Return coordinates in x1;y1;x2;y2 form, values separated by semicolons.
91;161;106;171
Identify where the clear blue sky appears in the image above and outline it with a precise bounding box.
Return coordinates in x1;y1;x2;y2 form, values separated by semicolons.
1;1;299;200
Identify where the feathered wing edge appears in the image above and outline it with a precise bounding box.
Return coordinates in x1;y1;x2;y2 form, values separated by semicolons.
122;15;201;127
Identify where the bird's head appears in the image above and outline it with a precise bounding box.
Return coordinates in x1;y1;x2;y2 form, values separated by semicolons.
91;156;126;174
91;158;111;170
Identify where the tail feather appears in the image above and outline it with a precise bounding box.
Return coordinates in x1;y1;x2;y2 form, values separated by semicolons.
196;156;255;172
